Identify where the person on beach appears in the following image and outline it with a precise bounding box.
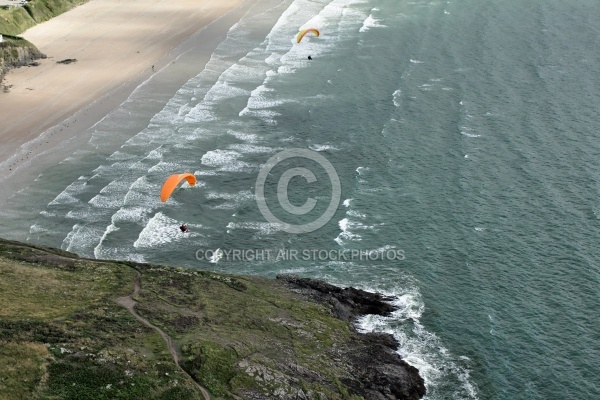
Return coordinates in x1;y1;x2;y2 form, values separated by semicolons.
152;65;155;72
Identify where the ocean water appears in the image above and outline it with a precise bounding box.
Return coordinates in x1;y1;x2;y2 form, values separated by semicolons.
1;0;600;398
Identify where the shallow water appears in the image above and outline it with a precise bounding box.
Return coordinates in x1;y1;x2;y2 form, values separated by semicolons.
2;0;600;398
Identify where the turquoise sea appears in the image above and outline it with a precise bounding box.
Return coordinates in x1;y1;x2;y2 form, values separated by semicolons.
1;0;599;398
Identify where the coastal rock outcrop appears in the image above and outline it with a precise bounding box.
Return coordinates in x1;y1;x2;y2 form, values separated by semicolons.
277;274;398;321
278;274;427;400
0;35;46;89
0;238;426;399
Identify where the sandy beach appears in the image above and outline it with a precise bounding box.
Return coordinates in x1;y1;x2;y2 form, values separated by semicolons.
0;0;249;201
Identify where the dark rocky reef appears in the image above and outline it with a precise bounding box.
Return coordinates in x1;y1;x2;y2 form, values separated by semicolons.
56;58;77;64
277;275;397;321
278;275;427;400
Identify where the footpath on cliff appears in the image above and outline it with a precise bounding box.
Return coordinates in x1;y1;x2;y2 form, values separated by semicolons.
0;237;426;399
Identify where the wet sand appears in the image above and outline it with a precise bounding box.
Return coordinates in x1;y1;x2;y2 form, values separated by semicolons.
0;0;249;202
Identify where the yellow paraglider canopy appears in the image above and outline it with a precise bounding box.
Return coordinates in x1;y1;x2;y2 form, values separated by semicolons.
160;173;197;202
296;28;320;43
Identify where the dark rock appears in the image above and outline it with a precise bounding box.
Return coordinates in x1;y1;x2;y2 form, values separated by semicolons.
277;274;426;399
66;351;87;362
0;37;46;84
363;331;401;349
57;58;77;64
277;274;397;321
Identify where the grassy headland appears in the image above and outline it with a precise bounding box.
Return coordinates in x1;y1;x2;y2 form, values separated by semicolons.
0;237;425;399
0;34;45;73
0;0;88;35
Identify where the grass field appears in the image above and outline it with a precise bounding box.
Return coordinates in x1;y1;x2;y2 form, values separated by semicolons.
0;0;88;35
0;238;399;399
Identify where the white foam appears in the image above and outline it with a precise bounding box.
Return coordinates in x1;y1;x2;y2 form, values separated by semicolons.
29;223;55;236
209;248;223;264
227;144;276;154
204;81;250;103
226;0;372;128
148;161;181;174
460;126;481;138
99;180;131;194
62;224;105;256
308;143;340;152
393;89;402;107
354;284;479;399
334;217;363;244
111;206;151;224
356;166;368;175
205;190;253;201
48;191;79;206
204;190;254;209
133;212;202;249
185;104;218;122
227;130;261;143
347;209;366;219
108;151;134;161
359;14;386;32
146;147;165;160
88;193;123;209
226;221;281;234
194;169;221;177
201;149;255;172
93;223;120;258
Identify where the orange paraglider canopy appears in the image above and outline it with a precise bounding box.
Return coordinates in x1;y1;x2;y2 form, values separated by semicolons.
296;28;320;43
160;173;197;202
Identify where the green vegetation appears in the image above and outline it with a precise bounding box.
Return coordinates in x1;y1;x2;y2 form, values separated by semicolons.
0;0;87;83
0;238;379;399
0;7;35;36
0;34;41;61
0;0;88;35
0;239;199;399
0;341;49;400
134;265;355;397
0;33;45;86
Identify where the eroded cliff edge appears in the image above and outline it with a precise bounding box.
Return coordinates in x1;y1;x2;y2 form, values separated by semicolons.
0;237;425;399
0;35;46;91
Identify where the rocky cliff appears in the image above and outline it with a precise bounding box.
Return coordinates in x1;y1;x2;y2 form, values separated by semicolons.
0;35;45;90
0;237;426;399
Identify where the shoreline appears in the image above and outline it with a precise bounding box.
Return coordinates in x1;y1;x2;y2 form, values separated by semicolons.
0;236;427;399
0;0;253;205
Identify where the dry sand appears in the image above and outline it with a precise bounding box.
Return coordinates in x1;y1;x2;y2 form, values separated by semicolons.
0;0;247;193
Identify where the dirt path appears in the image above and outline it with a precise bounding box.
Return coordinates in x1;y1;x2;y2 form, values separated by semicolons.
116;270;211;400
